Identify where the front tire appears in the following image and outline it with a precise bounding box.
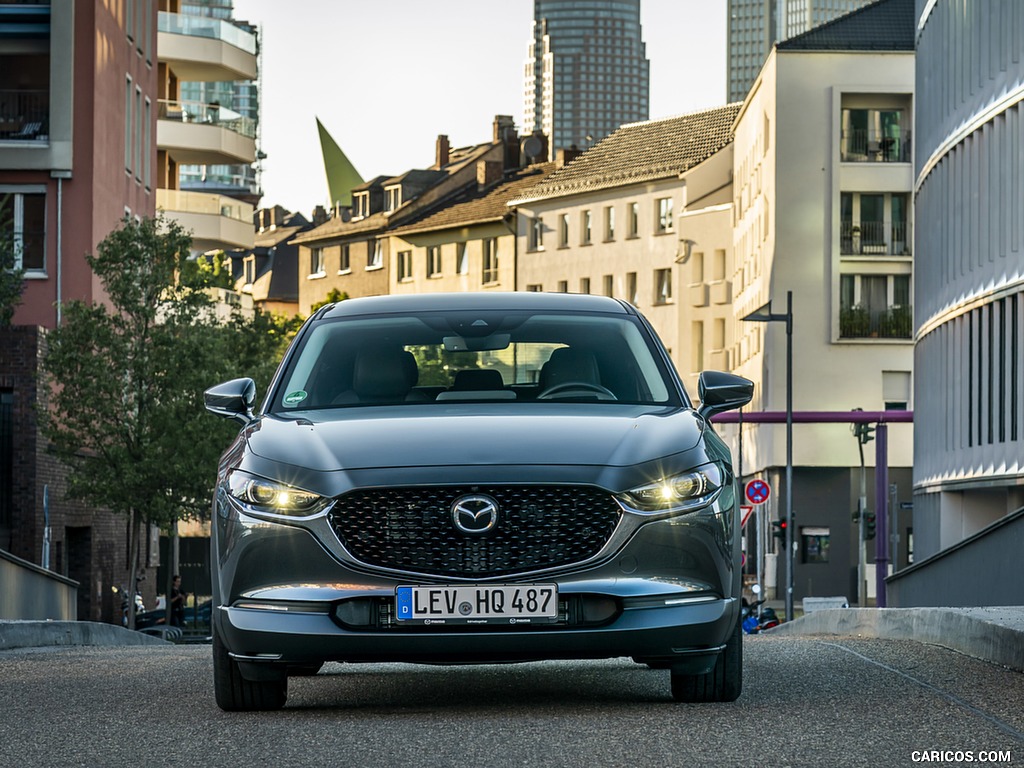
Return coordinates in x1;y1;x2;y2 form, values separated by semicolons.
670;620;742;703
213;631;287;711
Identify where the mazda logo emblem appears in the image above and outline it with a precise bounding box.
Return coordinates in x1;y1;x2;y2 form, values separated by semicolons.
451;494;499;535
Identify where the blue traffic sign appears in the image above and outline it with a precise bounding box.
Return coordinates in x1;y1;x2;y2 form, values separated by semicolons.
744;478;771;505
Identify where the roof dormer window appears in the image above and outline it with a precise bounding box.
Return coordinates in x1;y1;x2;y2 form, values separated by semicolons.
353;192;370;219
385;186;402;213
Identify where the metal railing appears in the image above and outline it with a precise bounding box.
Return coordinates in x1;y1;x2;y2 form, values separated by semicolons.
156;189;254;223
840;129;912;163
839;304;913;339
157;99;256;139
0;89;48;142
840;220;911;256
157;11;257;54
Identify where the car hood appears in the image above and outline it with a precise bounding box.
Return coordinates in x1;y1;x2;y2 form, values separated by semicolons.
245;405;704;472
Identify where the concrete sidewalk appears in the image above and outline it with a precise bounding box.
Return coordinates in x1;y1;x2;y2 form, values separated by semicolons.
0;620;169;650
769;606;1024;673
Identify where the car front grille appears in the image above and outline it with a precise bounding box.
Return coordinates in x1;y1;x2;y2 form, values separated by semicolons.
328;485;622;578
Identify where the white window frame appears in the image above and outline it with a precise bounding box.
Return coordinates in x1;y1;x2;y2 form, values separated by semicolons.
427;245;442;277
482;238;499;284
397;250;413;281
1;186;47;273
367;239;383;270
654;267;672;305
656;197;674;233
456;242;468;275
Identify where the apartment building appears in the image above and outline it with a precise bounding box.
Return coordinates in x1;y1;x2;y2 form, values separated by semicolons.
293;118;530;314
509;105;740;360
1;0;159;622
721;0;916;601
388;162;556;296
156;0;256;254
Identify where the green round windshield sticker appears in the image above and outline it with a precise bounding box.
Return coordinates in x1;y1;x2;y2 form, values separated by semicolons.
283;390;307;407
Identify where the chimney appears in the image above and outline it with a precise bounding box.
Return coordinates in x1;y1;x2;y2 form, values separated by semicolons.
493;114;515;143
435;134;450;169
556;145;584;169
312;205;329;226
476;160;503;191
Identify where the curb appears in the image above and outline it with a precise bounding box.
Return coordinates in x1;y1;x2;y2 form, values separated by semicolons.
767;607;1024;673
0;620;170;650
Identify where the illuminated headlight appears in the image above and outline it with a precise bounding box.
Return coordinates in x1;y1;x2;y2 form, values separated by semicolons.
616;463;724;515
227;471;327;517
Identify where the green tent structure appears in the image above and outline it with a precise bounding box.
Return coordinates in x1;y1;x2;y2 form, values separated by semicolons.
317;117;364;209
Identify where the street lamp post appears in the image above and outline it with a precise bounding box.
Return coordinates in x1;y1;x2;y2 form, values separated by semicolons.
742;290;794;622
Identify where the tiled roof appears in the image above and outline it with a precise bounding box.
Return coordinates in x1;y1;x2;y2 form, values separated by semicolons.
778;0;915;52
390;163;557;235
509;103;741;204
290;211;389;244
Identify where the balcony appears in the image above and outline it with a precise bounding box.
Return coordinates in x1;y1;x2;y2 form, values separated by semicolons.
157;99;256;166
0;89;48;143
157;189;254;252
840;220;911;256
839;304;912;339
840;129;912;163
157;11;257;82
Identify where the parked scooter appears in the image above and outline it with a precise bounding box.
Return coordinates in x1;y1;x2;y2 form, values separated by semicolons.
741;584;781;634
112;583;145;627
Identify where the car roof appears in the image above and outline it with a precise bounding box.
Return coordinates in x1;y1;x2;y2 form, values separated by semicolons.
316;291;636;319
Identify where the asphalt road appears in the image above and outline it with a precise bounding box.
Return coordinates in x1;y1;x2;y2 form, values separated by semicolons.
1;634;1022;768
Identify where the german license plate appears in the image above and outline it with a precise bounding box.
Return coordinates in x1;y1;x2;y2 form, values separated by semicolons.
395;584;558;625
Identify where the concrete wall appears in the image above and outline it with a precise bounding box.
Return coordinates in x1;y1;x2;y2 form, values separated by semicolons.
0;549;78;620
887;506;1024;607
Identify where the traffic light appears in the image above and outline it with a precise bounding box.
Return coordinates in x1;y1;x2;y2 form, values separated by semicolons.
864;511;877;540
771;518;788;541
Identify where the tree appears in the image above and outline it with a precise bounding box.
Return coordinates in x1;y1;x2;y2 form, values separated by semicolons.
40;216;277;627
309;287;348;314
0;197;25;326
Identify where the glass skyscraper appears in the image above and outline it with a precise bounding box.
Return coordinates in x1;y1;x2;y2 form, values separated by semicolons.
523;0;650;159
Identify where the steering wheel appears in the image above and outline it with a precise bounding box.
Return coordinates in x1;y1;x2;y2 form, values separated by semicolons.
537;381;618;400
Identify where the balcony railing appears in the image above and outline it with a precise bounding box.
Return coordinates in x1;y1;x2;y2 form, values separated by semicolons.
840;220;911;256
157;11;257;54
157;99;256;139
157;189;253;223
0;89;48;142
840;304;913;339
840;129;912;163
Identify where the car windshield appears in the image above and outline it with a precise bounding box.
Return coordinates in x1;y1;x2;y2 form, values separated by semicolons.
270;309;682;411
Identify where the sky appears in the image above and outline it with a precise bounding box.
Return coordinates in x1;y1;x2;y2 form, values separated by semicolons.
231;0;727;217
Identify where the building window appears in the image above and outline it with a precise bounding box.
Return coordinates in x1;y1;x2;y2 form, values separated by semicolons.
627;202;639;237
368;239;382;269
310;247;324;276
840;108;907;163
353;193;369;219
656;197;674;233
397;250;413;281
603;274;614;297
526;284;543;292
427;246;442;277
124;75;133;172
626;271;637;305
692;320;704;372
482;238;498;284
579;277;590;294
385;186;401;212
557;280;568;293
841;192;911;256
134;86;142;182
456;242;468;275
1;190;46;272
581;210;592;245
801;528;831;564
143;97;151;189
529;216;544;251
839;274;912;338
339;244;351;273
243;257;255;286
558;213;569;247
654;268;672;305
604;206;615;241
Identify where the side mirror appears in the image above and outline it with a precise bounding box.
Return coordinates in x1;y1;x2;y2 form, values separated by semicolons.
204;378;256;425
697;370;753;419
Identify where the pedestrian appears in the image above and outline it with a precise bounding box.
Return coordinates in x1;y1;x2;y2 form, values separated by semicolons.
170;574;187;627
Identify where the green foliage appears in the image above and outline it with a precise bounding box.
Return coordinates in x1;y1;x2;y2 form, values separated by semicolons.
40;216;288;528
839;305;871;338
309;287;349;314
186;249;236;290
0;196;25;326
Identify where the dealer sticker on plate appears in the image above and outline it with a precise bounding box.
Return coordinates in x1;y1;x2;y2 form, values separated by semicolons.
396;584;558;624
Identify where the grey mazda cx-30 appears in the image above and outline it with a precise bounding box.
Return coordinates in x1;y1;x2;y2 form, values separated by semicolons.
204;291;752;710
